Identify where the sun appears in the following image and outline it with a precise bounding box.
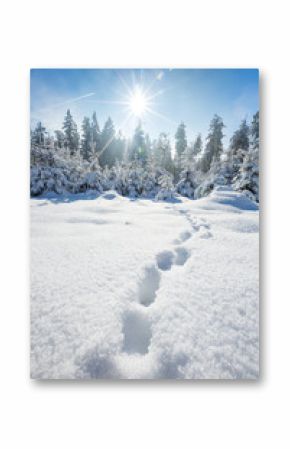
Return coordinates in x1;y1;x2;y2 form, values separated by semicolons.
129;87;148;117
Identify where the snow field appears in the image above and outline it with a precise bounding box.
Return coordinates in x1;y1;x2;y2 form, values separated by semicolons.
31;188;259;379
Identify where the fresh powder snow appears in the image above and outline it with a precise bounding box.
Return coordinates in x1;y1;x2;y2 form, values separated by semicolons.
30;187;259;379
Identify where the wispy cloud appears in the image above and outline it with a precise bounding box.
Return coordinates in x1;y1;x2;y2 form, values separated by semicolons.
156;71;164;81
38;92;96;113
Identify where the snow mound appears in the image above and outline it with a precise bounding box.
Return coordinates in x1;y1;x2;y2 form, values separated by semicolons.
192;187;258;213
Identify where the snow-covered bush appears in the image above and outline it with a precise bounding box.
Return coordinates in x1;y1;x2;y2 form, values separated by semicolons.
110;164;129;196
176;169;196;198
194;179;215;199
30;145;105;196
126;163;145;197
30;165;80;195
233;149;259;202
155;171;175;201
106;161;159;199
78;158;105;193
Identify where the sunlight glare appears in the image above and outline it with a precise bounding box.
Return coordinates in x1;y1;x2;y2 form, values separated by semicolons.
129;88;148;117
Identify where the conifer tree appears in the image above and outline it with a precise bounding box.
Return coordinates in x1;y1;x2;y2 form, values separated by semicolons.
81;116;92;161
228;119;250;180
113;131;126;165
129;121;147;163
201;115;225;172
145;133;152;158
99;117;116;167
233;111;259;202
32;122;46;146
192;133;203;157
155;133;173;173
176;138;196;198
251;111;259;150
230;119;250;154
91;111;101;154
174;122;187;174
54;130;65;149
62;109;79;156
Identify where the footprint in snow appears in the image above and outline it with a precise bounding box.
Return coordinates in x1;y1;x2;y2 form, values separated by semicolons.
138;265;160;307
199;230;213;239
156;247;191;271
122;308;152;355
156;250;175;271
174;247;190;265
173;230;192;244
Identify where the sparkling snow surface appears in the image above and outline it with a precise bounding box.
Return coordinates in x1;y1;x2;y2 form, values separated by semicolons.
31;188;259;379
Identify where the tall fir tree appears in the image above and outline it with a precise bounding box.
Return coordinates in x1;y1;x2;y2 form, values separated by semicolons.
145;133;152;158
230;119;250;153
155;133;173;173
81;116;92;161
62;109;79;156
174;122;187;173
192;133;203;157
54;130;65;149
129;121;147;163
201;114;225;172
99;117;116;167
32;122;46;146
91;111;101;154
251;111;259;150
233;111;259;202
228;119;250;180
113;131;126;165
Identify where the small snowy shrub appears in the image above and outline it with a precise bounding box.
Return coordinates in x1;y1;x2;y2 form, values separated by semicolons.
194;180;215;199
176;169;196;198
156;171;175;201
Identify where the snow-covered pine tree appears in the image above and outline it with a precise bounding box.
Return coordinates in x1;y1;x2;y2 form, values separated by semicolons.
81;116;93;161
201;115;225;173
251;111;259;150
142;153;158;197
111;162;129;196
176;138;196;198
145;133;152;158
155;133;173;173
31;122;46;146
229;118;250;189
228;119;250;179
192;133;203;157
62;109;80;156
126;157;145;197
129;121;148;164
156;170;175;201
54;130;65;150
31;122;54;167
91;111;101;155
113;131;126;165
233;148;259;202
176;168;196;198
230;119;250;154
79;156;105;193
232;112;259;202
174;122;187;176
99;117;116;167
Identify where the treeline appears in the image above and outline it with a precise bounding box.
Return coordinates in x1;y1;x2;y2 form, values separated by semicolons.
30;109;259;202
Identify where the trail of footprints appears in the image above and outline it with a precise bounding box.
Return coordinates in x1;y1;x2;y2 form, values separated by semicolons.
121;210;212;356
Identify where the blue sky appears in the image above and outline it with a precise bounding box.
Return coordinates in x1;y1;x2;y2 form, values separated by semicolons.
30;68;259;147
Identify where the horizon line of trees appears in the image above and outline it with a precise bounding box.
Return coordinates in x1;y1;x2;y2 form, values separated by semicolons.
30;108;259;202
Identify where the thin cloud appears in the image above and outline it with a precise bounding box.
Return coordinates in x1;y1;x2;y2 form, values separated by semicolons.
38;92;96;113
156;71;164;81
